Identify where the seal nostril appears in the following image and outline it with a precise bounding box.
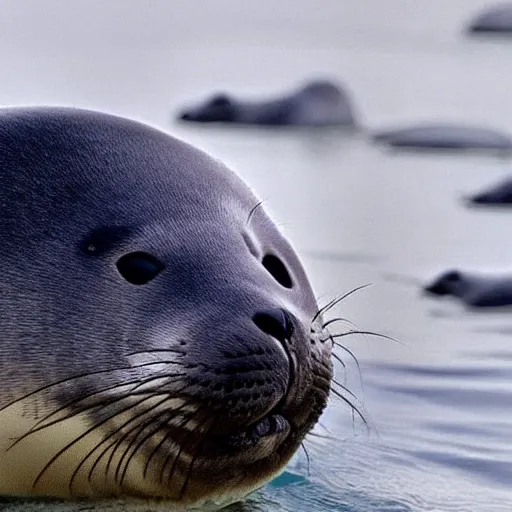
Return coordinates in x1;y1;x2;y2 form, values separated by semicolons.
253;309;293;343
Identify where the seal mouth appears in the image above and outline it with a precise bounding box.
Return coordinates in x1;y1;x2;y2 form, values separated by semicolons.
209;413;291;455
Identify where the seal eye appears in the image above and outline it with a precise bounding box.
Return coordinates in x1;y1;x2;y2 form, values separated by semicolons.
262;254;293;289
116;252;164;285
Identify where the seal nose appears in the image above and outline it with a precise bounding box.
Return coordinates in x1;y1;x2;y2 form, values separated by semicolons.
252;309;293;343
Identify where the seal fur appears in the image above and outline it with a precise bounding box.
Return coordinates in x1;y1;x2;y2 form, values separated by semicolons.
424;269;512;308
0;107;333;508
178;80;357;127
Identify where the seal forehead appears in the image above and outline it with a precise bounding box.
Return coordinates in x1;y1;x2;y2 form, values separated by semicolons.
0;107;250;215
0;107;260;254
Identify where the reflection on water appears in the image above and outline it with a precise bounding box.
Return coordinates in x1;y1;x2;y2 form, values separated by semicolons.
2;0;512;511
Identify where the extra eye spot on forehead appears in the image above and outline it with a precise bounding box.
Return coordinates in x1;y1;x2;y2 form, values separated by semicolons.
80;226;136;256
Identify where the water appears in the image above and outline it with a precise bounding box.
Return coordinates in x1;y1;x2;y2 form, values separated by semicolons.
1;1;512;510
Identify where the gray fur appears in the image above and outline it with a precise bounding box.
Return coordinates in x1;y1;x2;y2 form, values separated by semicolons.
0;107;332;506
178;80;357;127
468;5;512;33
424;269;512;308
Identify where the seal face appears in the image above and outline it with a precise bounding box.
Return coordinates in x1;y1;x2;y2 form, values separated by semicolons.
424;270;512;308
0;107;333;508
468;5;512;34
373;124;512;151
178;80;357;127
466;177;512;206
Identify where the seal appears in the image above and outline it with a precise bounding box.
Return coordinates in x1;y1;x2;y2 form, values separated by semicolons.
465;177;512;206
423;269;512;308
467;5;512;34
0;107;333;509
372;123;512;151
178;80;357;127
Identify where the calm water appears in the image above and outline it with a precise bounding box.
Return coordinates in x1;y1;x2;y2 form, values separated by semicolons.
2;1;512;510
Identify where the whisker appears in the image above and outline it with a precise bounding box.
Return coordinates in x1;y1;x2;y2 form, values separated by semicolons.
300;443;311;477
331;378;361;404
330;329;400;400
87;412;169;489
305;431;336;441
87;438;120;492
312;284;372;323
331;351;348;387
331;352;347;371
69;394;172;493
331;330;401;344
107;396;176;484
128;372;187;393
331;337;363;390
31;394;169;490
118;401;196;487
143;396;201;479
10;396;125;451
330;388;369;431
0;360;183;414
322;317;358;330
246;200;264;226
165;415;210;489
179;424;213;500
159;413;201;484
85;402;192;487
9;371;186;450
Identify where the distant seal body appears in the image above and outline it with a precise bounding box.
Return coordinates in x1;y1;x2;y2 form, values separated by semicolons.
424;270;512;308
0;108;333;508
468;5;512;33
466;177;512;206
373;124;512;151
178;80;357;127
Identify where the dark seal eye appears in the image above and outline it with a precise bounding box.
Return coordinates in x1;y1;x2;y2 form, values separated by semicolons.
116;252;164;285
262;254;293;289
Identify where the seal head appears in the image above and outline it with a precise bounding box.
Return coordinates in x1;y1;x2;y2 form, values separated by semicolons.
424;269;512;308
0;107;332;508
466;178;512;206
424;270;468;297
178;80;357;127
